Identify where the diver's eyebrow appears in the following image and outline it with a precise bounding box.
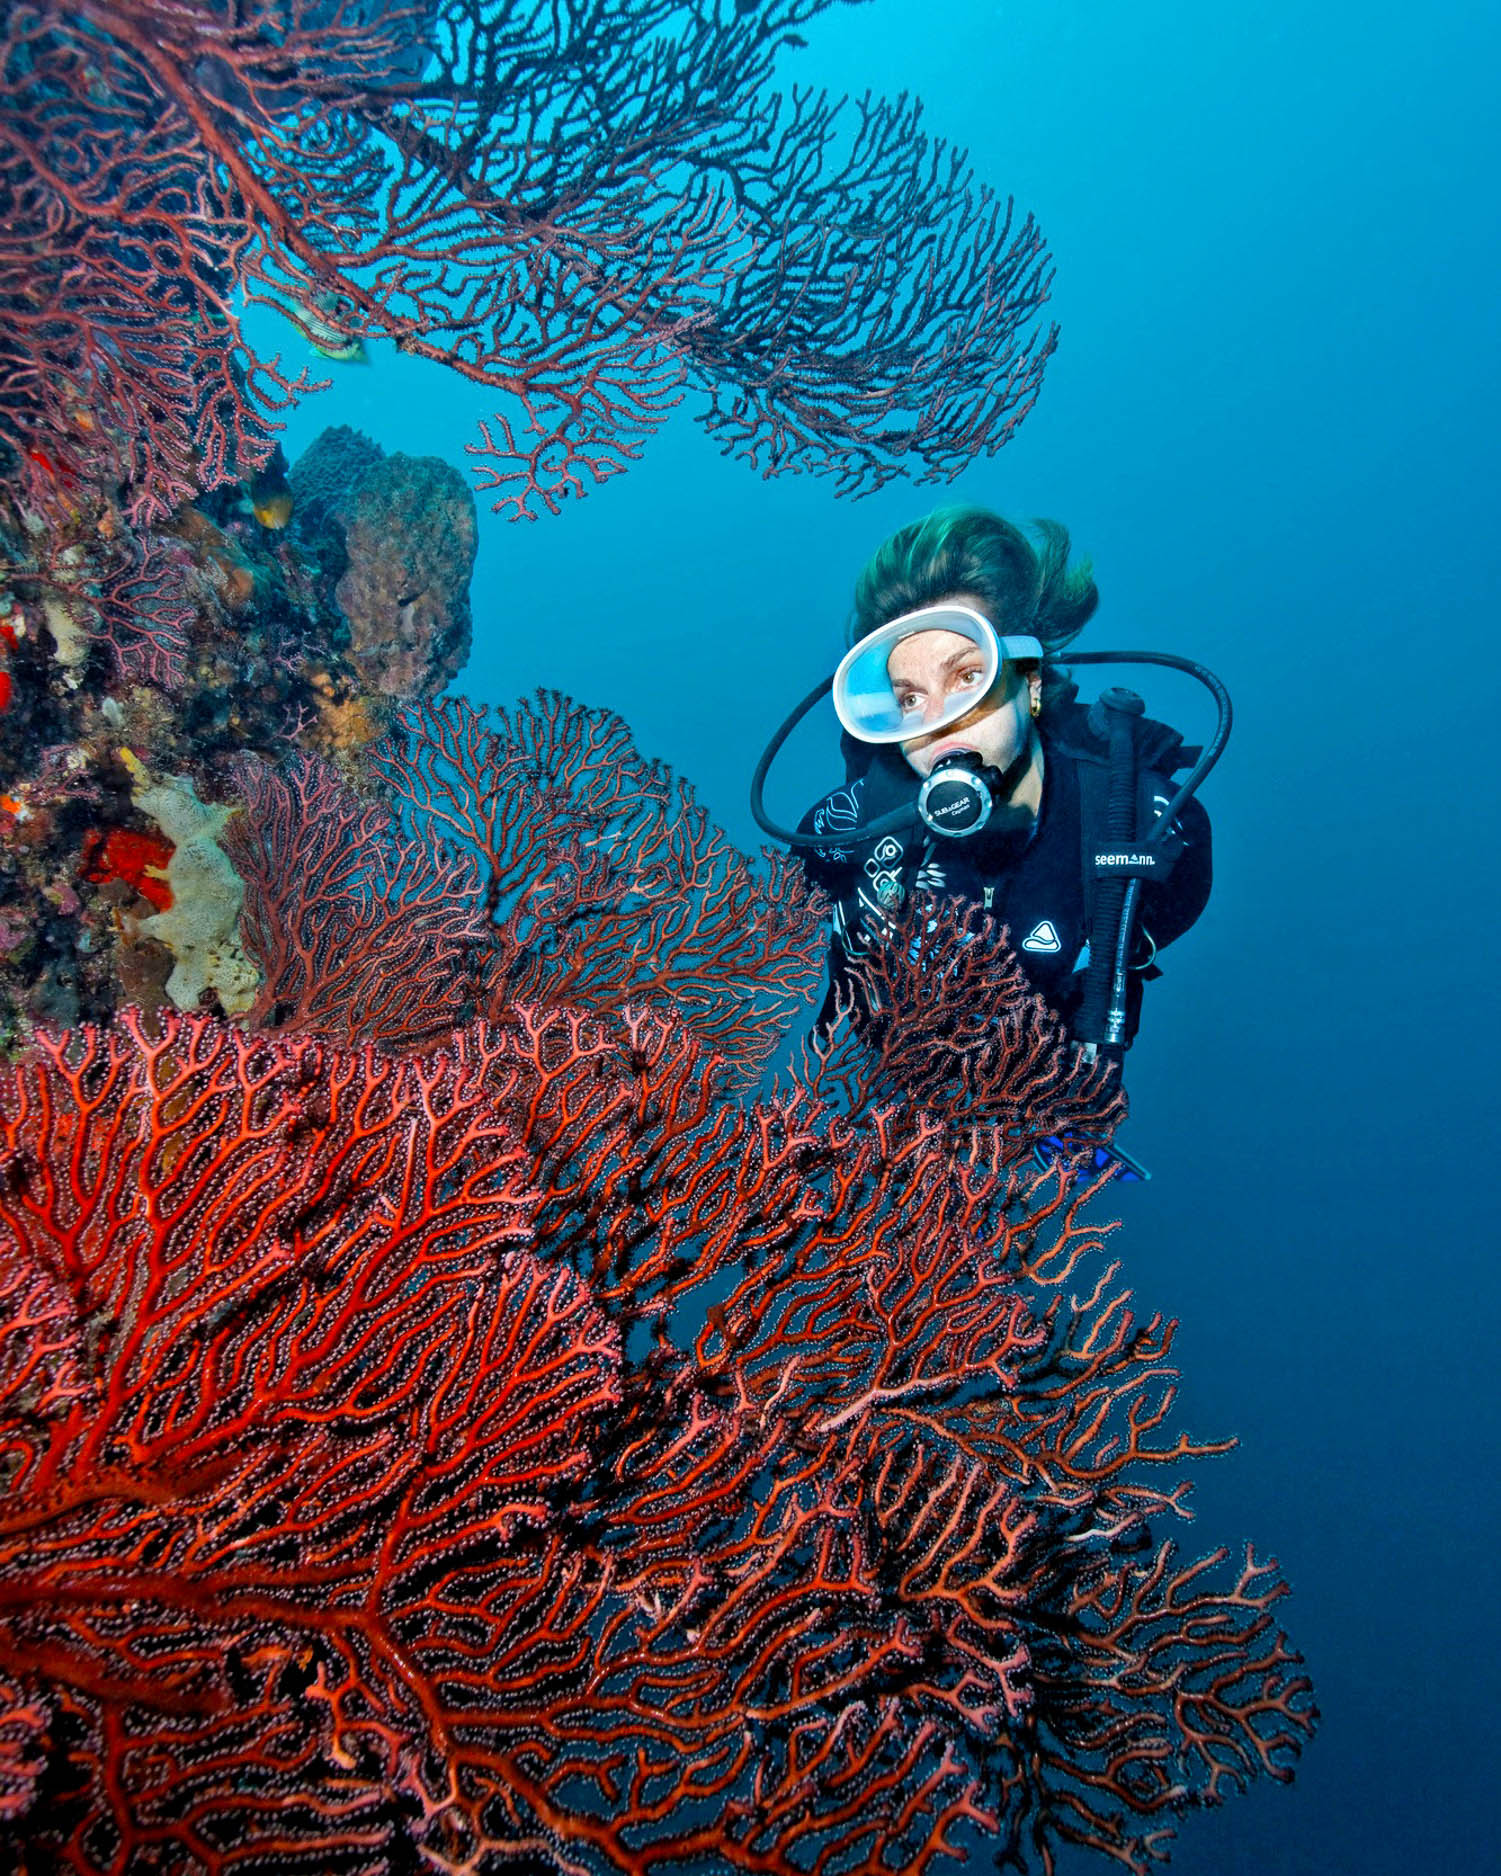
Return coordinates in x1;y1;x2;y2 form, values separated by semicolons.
889;648;983;687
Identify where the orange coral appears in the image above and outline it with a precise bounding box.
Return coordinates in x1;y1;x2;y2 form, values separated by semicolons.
80;827;174;911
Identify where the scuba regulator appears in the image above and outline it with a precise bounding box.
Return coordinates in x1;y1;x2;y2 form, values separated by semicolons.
915;750;1004;837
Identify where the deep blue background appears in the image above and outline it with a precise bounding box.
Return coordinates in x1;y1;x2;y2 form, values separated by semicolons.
257;2;1500;1867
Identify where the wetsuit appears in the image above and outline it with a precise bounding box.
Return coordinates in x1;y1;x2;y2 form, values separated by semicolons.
798;702;1212;1047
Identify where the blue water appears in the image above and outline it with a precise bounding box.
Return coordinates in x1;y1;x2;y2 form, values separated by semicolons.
256;3;1500;1868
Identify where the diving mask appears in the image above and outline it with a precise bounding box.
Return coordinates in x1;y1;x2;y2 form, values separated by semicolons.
831;604;1044;746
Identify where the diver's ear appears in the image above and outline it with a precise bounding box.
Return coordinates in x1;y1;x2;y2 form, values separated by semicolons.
1027;669;1043;718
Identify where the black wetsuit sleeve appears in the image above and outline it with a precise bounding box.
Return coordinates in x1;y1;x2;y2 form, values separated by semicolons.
814;933;853;1033
1139;793;1212;949
804;865;855;1035
795;795;861;1033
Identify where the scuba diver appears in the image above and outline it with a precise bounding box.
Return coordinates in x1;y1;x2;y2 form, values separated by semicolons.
751;509;1231;1138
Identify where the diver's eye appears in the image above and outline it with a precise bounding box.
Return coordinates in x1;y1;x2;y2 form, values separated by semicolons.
897;691;922;714
953;665;983;689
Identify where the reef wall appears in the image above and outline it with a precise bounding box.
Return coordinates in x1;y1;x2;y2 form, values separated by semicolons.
0;430;473;1038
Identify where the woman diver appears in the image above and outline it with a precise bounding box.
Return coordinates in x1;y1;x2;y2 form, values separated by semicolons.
751;507;1229;1065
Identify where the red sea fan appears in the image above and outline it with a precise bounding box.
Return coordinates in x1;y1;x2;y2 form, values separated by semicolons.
228;691;826;1072
1;0;1056;529
696;1116;1317;1870
0;1000;1315;1871
471;1003;1313;1867
381;693;827;1066
799;896;1131;1150
226;746;494;1044
16;527;199;690
0;1011;619;1868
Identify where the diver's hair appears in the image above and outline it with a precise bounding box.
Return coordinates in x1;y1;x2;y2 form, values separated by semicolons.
850;506;1098;706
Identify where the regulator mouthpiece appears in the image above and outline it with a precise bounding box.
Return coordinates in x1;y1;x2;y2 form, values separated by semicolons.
916;751;996;838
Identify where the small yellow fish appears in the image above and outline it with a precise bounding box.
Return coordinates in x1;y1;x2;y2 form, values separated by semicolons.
252;490;294;529
299;300;368;364
244;445;294;530
311;334;368;364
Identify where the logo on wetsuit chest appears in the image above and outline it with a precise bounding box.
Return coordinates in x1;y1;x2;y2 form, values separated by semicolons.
1022;920;1062;954
860;834;906;915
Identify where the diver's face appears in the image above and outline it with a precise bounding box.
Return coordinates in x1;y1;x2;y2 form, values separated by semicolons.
887;625;1037;779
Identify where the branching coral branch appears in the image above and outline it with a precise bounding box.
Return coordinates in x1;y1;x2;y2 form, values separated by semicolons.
794;897;1128;1158
226;746;494;1039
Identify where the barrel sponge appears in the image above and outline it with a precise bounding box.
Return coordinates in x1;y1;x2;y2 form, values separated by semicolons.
330;451;476;700
287;423;385;534
120;752;260;1015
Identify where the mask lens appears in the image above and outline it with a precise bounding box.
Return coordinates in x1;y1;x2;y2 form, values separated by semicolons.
833;605;1000;744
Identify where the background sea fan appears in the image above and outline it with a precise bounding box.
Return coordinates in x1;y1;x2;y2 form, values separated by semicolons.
228;690;827;1073
0;0;1056;530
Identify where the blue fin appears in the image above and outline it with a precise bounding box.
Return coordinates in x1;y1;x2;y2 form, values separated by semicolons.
1031;1132;1151;1184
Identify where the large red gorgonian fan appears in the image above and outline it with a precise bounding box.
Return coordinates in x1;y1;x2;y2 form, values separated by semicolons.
0;1012;614;1864
1;1003;1314;1871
